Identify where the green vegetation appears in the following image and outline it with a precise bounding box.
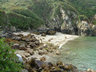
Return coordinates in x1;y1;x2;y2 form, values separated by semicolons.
68;0;96;23
0;10;7;27
0;0;44;30
0;0;96;29
8;9;44;29
0;38;22;72
93;20;96;25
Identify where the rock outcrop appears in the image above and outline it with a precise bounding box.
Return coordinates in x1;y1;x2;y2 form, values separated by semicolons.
78;21;91;36
42;6;96;36
25;58;78;72
36;27;56;35
78;21;96;36
5;34;40;50
60;8;77;35
46;7;78;35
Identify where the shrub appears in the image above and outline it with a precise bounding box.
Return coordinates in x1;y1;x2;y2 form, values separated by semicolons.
93;20;96;25
0;38;22;72
0;10;7;27
8;11;44;30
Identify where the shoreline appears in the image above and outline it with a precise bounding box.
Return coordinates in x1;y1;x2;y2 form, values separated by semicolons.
14;31;79;63
12;32;96;71
14;32;79;49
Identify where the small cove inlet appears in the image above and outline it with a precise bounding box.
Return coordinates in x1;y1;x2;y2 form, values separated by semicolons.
51;37;96;70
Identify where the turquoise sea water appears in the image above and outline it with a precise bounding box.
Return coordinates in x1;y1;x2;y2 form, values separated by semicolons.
53;37;96;70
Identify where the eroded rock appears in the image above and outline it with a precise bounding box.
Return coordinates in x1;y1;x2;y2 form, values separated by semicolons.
25;58;78;72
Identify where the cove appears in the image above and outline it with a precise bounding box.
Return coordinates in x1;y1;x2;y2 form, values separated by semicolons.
52;37;96;70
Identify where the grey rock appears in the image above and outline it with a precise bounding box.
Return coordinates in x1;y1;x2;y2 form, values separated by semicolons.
10;26;16;32
16;54;23;62
21;69;28;72
78;21;91;36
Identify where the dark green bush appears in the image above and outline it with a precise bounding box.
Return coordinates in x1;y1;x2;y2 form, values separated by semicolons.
0;38;22;72
7;10;44;30
93;20;96;25
13;9;43;22
68;0;96;18
0;10;7;27
0;8;44;30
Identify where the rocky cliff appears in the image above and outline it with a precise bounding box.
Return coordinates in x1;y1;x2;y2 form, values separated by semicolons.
0;0;96;36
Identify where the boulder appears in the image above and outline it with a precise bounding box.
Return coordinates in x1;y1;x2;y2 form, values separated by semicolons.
26;49;34;55
26;58;47;68
47;29;56;35
35;40;40;45
78;21;92;36
56;50;60;55
21;69;28;72
37;27;56;35
19;43;27;50
56;61;63;66
29;42;37;48
87;68;95;72
38;50;45;55
12;36;22;41
41;33;46;36
12;43;20;49
10;26;16;32
24;53;30;57
16;54;23;62
40;57;46;61
37;27;49;34
17;34;24;37
91;25;96;36
0;32;14;38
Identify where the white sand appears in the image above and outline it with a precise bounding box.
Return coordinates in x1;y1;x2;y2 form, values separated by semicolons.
14;32;79;49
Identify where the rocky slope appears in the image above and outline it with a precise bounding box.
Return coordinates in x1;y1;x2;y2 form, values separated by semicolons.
0;0;96;36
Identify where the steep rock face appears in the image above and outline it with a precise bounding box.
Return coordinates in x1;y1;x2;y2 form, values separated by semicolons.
91;25;96;36
35;5;96;36
45;7;78;35
77;21;96;36
78;21;92;36
45;7;96;36
60;8;77;35
29;0;78;34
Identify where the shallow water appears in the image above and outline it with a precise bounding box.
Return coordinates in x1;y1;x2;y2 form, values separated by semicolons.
52;37;96;70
